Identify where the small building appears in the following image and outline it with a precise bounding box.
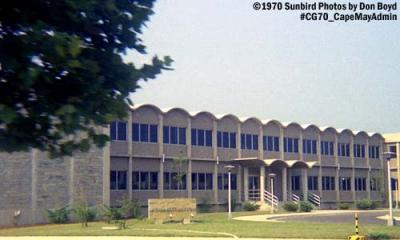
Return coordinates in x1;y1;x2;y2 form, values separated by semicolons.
383;133;400;206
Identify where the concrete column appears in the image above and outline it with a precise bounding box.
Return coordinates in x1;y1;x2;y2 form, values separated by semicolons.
334;135;339;164
186;118;192;198
366;139;371;200
317;134;322;163
259;126;263;160
158;114;164;198
299;131;304;161
260;166;265;202
102;127;111;206
279;128;285;160
318;166;323;198
213;163;218;204
237;123;241;158
128;112;133;200
336;166;340;202
237;165;242;202
31;148;38;223
397;142;400;206
212;120;217;158
302;168;308;201
244;167;249;201
287;169;292;193
159;157;164;198
188;159;192;198
351;168;356;201
350;136;356;201
282;168;287;201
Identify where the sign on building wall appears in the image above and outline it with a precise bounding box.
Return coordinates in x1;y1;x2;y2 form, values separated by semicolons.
148;198;196;224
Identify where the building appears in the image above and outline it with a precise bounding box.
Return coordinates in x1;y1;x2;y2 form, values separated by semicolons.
0;104;389;226
383;133;400;207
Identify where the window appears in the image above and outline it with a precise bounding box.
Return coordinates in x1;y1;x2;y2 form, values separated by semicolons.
191;129;212;147
322;176;335;190
354;144;366;158
339;177;351;191
110;121;127;141
338;143;350;157
240;133;258;150
132;123;158;143
163;172;187;190
110;170;127;190
303;139;317;154
263;136;280;152
217;131;236;149
389;145;397;158
355;177;366;191
308;176;318;190
369;145;380;159
133;172;158;190
163;126;186;145
284;137;299;153
321;141;334;155
132;172;140;189
217;173;237;190
370;177;381;191
192;172;213;190
291;176;300;191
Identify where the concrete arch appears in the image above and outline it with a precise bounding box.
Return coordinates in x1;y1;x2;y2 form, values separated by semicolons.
132;103;162;115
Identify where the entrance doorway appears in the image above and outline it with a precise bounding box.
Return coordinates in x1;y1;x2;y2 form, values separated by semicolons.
248;175;259;200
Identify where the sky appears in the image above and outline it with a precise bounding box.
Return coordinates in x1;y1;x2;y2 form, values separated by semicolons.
126;0;400;134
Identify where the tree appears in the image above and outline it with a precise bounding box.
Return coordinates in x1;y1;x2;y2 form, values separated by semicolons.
0;0;172;157
172;151;188;196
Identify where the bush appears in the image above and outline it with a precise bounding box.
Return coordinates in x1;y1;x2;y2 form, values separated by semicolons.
299;201;313;212
282;202;298;212
356;199;377;210
102;205;122;223
119;198;141;219
242;201;260;211
367;232;390;240
72;202;96;227
337;202;350;210
198;195;212;213
46;206;70;224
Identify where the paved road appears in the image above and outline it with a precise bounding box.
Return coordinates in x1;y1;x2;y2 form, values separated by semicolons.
272;210;391;225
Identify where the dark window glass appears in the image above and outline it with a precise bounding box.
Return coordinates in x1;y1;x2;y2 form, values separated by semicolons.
340;177;351;191
312;140;317;154
205;130;212;147
198;129;205;146
241;134;246;149
288;138;293;152
253;135;258;150
274;137;280;151
150;172;158;190
346;144;350;157
150;125;158;143
110;122;117;140
308;176;318;191
132;172;140;190
163;172;170;190
223;173;229;190
140;172;149;189
218;174;223;190
140;124;148;142
217;131;222;147
198;173;205;190
191;129;197;146
170;127;178;144
163;126;169;144
117;171;127;190
110;171;117;190
230;132;236;148
223;132;229;148
361;145;365;158
171;172;178;189
291;176;300;191
329;142;334;155
179;127;186;145
376;146;380;158
132;123;139;141
117;121;127;140
192;173;197;190
293;138;299;152
206;173;213;190
231;174;237;190
246;134;252;150
389;146;397;157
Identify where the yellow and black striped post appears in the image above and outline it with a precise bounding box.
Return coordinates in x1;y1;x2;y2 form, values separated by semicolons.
348;213;365;240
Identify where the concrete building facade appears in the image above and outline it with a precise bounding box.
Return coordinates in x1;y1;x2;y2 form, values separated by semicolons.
0;104;390;226
383;133;400;207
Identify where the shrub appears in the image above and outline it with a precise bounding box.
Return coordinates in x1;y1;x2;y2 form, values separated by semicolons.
356;199;377;210
198;195;212;213
119;198;141;219
242;201;260;211
299;201;313;212
367;232;390;240
72;202;96;227
282;202;298;212
46;206;70;224
337;202;350;210
102;205;122;223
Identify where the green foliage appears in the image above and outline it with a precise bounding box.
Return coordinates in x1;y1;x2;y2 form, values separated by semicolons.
0;0;172;157
367;232;390;240
198;195;212;213
298;201;313;212
242;201;260;211
172;152;188;192
282;202;298;212
72;202;96;227
102;198;141;229
46;206;70;224
102;205;122;224
355;199;377;210
337;202;351;210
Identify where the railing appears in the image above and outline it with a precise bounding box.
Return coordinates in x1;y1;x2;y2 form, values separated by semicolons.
287;192;300;203
307;192;321;207
248;189;260;201
264;190;279;208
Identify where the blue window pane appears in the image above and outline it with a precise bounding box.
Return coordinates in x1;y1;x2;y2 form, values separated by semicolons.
163;126;169;144
206;173;213;190
218;174;223;190
132;123;139;142
191;129;197;146
192;173;197;190
179;127;186;145
376;147;379;158
205;130;212;147
110;122;117;140
253;135;258;150
284;138;288;152
312;140;317;154
150;172;158;190
110;171;117;190
294;139;299;152
217;131;222;147
329;142;334;155
170;127;178;144
118;171;127;190
231;174;237;190
223;132;229;148
140;124;148;142
198;129;205;146
274;137;279;151
263;136;267;150
117;121;127;141
361;145;365;158
150;125;158;143
230;132;236;148
241;134;246;149
246;134;252;150
132;172;139;190
303;139;307;153
288;138;293;152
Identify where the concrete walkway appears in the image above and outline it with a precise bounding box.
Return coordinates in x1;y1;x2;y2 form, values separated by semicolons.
0;237;343;240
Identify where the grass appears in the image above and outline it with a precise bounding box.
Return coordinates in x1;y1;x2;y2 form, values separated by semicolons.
1;211;400;238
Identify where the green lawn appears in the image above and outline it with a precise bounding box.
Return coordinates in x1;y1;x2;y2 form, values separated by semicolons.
1;211;399;238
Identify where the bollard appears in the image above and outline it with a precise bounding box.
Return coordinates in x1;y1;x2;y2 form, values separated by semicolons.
347;213;365;240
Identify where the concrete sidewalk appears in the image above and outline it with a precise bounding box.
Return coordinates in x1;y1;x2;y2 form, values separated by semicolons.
0;237;343;240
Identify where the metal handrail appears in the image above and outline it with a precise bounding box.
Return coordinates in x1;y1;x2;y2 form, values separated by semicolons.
307;192;321;207
248;189;260;201
264;190;279;207
287;191;300;203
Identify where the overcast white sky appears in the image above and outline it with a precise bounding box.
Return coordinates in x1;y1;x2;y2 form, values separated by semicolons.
126;0;400;134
